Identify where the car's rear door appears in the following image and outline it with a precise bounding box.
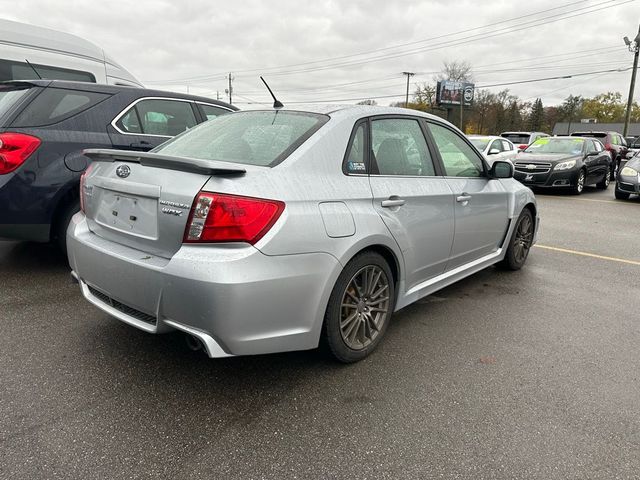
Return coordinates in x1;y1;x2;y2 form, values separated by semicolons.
425;121;509;270
108;97;199;151
366;116;455;290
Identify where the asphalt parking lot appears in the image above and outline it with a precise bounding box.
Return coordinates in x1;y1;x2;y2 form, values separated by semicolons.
1;187;639;480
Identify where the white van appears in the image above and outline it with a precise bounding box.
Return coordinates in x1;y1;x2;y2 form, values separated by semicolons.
0;19;142;87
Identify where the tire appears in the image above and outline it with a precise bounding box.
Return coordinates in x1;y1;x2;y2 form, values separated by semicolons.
322;251;395;363
570;169;586;195
499;208;534;271
615;187;630;200
596;167;610;189
54;200;80;255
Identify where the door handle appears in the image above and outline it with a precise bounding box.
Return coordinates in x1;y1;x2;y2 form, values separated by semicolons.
456;193;472;203
381;196;406;208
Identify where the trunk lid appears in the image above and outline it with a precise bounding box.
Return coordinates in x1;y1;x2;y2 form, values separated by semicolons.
82;149;246;258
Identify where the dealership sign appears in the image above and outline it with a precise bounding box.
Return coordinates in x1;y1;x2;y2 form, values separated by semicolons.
436;80;475;107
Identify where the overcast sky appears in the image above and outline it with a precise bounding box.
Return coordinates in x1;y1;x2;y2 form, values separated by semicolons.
2;0;639;107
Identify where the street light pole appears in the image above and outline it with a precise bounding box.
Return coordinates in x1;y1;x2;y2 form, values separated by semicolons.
402;72;414;108
623;26;640;137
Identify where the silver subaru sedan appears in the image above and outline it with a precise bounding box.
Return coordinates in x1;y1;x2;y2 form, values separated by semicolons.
68;105;538;363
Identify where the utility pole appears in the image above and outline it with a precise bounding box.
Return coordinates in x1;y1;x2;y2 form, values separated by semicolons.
402;72;414;108
459;84;464;132
623;25;640;137
226;73;234;105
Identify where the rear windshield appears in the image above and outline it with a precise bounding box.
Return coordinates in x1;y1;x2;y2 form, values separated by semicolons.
12;87;110;127
501;133;530;144
0;85;31;120
524;137;585;154
155;110;329;167
572;132;606;138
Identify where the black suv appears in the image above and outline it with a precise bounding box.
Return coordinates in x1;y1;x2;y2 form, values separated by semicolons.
0;80;236;251
570;131;628;179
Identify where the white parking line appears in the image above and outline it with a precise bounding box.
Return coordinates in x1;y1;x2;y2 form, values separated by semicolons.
534;244;640;266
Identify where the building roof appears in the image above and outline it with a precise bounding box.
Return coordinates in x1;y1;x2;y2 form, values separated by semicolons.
552;122;640;137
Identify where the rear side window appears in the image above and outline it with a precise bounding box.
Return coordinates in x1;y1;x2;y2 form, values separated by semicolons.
501;140;513;151
155;110;328;167
345;123;367;174
115;99;197;136
13;88;109;127
0;59;96;83
371;118;435;176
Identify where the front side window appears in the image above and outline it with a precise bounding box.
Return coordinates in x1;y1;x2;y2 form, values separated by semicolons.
155;110;328;167
371;118;435;176
489;139;504;153
428;123;484;177
593;140;603;152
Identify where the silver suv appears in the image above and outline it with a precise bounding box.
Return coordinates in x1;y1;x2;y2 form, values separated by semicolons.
68;105;538;362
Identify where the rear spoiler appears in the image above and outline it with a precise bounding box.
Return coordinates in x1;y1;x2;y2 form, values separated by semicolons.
83;149;246;176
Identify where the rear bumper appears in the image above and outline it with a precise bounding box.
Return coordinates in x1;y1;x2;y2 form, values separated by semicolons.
67;213;341;357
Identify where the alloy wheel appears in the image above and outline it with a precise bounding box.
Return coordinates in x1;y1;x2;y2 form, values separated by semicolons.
339;265;390;350
577;170;585;193
513;214;534;264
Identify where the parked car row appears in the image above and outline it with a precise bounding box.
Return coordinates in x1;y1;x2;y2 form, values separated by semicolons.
465;129;639;199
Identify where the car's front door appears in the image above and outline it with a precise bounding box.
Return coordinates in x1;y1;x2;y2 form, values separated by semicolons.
426;121;510;270
366;117;455;290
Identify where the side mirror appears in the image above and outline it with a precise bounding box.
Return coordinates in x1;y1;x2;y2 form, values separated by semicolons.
490;160;513;179
488;148;500;155
585;151;598;157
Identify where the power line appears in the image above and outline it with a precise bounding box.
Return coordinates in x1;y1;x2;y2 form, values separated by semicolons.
282;66;634;104
144;0;622;83
253;0;631;78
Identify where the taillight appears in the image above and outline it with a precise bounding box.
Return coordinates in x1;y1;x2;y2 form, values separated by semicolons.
184;192;285;244
518;144;528;150
604;143;612;150
0;132;41;174
79;163;94;214
79;171;87;213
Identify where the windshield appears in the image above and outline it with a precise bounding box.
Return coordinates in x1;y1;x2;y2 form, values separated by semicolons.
469;138;490;151
155;110;329;167
0;85;31;121
524;137;585;155
502;133;530;144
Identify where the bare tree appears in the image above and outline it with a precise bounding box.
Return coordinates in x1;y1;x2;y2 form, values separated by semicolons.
435;60;473;82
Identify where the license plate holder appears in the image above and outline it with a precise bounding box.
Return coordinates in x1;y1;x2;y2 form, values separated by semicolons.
95;190;158;239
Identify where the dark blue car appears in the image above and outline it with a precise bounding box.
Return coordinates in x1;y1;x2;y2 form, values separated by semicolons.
0;80;236;251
